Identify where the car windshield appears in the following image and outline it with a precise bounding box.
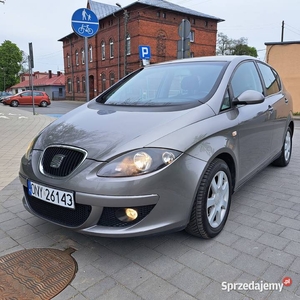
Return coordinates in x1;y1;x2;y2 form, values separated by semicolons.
98;61;227;106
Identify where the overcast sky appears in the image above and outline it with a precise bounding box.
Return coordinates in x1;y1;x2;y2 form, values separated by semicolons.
0;0;299;72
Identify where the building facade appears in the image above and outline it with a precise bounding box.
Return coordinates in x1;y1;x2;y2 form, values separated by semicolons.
10;71;65;100
59;0;223;101
265;41;300;113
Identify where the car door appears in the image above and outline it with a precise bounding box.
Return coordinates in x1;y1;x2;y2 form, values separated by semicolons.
20;91;32;105
256;62;290;157
230;61;274;183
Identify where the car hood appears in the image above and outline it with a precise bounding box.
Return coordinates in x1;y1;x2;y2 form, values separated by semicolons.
34;100;215;161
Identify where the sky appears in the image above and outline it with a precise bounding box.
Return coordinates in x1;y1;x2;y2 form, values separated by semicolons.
0;0;299;73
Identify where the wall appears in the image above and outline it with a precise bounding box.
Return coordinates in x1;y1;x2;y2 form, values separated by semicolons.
265;42;300;113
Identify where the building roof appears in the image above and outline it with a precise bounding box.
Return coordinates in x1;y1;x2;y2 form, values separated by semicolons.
11;74;65;89
121;0;224;22
59;0;223;41
265;41;300;46
89;0;119;19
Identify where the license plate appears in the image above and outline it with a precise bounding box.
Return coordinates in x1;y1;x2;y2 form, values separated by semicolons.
27;180;75;209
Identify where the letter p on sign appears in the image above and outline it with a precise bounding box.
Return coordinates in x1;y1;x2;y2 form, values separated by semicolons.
139;45;151;60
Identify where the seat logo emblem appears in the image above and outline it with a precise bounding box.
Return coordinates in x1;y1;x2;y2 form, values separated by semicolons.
50;154;66;168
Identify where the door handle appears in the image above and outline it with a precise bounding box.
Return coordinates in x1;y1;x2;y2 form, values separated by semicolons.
268;105;274;113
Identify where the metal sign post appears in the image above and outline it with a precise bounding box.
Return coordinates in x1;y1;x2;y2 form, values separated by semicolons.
71;8;99;102
177;19;191;59
28;42;35;115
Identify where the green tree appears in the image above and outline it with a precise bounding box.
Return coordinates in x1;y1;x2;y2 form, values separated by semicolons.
0;40;23;90
216;33;258;57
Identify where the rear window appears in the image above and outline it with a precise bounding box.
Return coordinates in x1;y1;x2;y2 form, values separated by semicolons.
98;61;227;106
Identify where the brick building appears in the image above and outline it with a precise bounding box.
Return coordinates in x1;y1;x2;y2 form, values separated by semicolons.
59;0;223;101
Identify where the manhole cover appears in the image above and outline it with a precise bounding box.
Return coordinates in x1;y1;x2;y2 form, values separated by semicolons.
0;247;77;300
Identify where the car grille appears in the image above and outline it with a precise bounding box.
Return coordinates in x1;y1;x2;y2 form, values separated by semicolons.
24;187;91;227
40;146;87;177
97;205;155;227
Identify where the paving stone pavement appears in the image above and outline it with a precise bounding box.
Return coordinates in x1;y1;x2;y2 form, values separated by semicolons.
1;105;300;299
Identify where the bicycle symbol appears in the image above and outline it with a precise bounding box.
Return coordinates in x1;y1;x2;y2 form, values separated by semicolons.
78;24;93;35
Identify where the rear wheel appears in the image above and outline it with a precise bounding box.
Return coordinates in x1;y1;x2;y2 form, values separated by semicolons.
186;158;232;239
272;127;292;167
40;101;48;107
10;100;19;107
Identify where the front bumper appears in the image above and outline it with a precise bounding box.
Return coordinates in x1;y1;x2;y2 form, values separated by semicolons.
19;150;207;237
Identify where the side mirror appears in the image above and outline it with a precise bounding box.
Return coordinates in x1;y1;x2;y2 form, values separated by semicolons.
20;94;23;97
232;90;265;105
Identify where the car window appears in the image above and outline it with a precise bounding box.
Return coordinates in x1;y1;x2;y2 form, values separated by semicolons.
231;61;263;98
99;62;227;106
34;92;43;96
220;88;231;111
22;92;31;96
257;62;280;96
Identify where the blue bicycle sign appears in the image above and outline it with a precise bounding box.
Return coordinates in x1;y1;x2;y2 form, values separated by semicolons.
71;8;99;38
78;24;93;35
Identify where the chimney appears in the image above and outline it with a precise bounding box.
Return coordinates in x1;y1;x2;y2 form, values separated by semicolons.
48;70;52;78
57;71;61;76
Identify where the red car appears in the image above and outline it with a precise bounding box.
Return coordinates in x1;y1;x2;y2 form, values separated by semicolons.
2;91;51;107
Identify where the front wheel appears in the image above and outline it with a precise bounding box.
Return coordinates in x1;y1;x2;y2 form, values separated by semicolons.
10;100;19;107
186;158;232;239
272;127;292;167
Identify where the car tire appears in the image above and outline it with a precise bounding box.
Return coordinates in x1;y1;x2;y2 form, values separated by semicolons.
10;100;19;107
272;127;292;167
40;101;48;107
185;158;232;239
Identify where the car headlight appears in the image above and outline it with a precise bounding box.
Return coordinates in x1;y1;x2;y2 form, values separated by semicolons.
24;136;39;160
97;148;181;177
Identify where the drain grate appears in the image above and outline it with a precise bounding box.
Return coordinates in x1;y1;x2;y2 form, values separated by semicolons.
0;247;77;300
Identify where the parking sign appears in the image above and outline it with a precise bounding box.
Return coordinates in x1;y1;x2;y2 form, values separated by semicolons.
139;45;151;60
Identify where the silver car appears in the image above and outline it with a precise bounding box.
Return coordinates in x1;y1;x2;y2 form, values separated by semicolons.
19;56;294;239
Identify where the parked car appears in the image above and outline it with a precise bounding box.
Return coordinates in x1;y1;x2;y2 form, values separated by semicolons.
19;56;294;239
0;91;13;103
2;91;51;107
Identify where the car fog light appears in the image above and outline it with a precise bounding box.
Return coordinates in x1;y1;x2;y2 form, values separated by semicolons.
162;151;176;165
116;208;138;222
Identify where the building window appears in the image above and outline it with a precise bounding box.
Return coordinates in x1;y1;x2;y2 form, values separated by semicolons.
110;72;115;86
82;76;86;93
101;41;105;60
192;18;196;25
101;73;106;92
162;12;166;18
75;50;79;65
190;30;195;42
81;48;85;64
126;34;131;55
89;45;93;62
76;77;80;93
190;52;194;58
204;20;208;27
67;54;70;68
67;78;72;93
157;11;160;17
109;38;114;58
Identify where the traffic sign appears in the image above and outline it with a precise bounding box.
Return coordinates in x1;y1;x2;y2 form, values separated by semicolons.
139;45;151;60
71;8;99;38
178;19;191;39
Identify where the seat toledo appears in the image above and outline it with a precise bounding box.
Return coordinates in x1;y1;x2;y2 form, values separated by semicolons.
19;56;294;238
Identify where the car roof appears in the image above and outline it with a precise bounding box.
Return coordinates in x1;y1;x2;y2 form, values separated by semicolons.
154;55;258;66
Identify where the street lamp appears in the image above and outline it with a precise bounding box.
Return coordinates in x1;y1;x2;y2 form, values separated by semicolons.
116;3;129;77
